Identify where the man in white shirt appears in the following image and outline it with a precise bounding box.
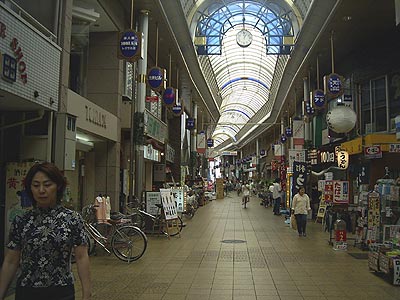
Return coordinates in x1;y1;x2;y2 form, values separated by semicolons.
272;178;282;215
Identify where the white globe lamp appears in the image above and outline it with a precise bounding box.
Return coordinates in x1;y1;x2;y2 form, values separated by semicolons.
326;105;357;133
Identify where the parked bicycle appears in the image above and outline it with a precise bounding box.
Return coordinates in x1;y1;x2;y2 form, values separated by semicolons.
80;204;148;262
126;201;183;237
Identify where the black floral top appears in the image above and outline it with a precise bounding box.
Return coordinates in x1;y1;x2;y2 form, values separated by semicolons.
7;205;87;287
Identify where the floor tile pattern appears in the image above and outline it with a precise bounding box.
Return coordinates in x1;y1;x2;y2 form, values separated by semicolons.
5;194;400;299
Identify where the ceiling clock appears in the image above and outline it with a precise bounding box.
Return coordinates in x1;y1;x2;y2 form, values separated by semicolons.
236;29;253;47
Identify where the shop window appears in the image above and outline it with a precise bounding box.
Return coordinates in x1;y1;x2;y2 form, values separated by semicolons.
389;72;400;130
69;22;89;97
24;111;49;135
360;77;387;134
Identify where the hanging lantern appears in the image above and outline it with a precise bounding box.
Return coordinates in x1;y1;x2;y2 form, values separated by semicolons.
280;134;287;143
285;127;292;137
326;105;357;133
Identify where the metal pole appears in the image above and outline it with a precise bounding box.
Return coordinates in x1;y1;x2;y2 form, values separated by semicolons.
128;0;135;203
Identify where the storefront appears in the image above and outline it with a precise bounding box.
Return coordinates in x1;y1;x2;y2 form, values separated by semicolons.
0;3;61;262
63;89;118;211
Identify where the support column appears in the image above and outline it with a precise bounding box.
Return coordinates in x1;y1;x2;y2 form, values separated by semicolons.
303;77;310;143
135;10;149;200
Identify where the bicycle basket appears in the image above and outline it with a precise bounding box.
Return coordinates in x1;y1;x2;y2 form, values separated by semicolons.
82;205;97;224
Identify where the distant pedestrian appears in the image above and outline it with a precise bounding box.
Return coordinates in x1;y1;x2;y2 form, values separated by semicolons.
291;187;311;237
272;178;282;215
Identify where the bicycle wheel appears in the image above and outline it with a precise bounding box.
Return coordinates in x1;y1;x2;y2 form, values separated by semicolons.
111;226;147;262
160;216;183;237
130;212;145;229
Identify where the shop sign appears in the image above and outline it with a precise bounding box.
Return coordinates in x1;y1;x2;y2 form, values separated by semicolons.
292;161;307;198
389;144;400;152
171;102;183;116
5;162;34;247
147;67;165;91
312;89;325;110
144;144;160;162
293;120;304;145
333;181;349;204
171;187;184;213
0;20;28;84
160;188;178;220
118;30;142;62
207;138;214;147
288;149;306;172
197;132;206;154
221;151;237;156
337;150;349;169
186;118;195;130
324;73;344;99
308;149;318;165
162;87;175;106
364;145;382;159
146;191;161;216
143;110;167;143
324;180;333;202
85;105;106;128
145;96;159;103
319;149;336;164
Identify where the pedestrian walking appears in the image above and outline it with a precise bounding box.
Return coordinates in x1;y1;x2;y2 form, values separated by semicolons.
272;178;282;215
291;187;311;237
0;162;91;300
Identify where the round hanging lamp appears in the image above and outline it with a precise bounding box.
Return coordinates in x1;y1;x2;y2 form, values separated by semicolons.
326;105;357;133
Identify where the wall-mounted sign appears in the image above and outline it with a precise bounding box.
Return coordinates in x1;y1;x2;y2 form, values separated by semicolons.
364;145;382;159
333;180;349;204
324;73;344;99
162;87;175;106
186;118;195;130
147;67;166;92
145;96;159;103
118;30;142;62
312;89;326;109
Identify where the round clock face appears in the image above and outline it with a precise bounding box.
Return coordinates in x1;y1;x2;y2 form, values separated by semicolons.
236;29;252;47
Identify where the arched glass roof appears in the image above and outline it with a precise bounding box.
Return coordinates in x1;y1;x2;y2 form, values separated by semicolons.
194;0;295;148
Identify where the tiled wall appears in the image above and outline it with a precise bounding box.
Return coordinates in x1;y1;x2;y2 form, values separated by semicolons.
0;3;61;110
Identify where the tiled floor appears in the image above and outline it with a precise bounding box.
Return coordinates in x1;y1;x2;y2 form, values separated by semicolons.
5;194;400;299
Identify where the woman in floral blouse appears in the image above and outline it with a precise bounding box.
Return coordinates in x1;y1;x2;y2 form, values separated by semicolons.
0;162;91;300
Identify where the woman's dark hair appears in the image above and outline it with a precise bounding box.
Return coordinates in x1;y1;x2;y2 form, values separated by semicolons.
274;178;281;183
24;162;67;206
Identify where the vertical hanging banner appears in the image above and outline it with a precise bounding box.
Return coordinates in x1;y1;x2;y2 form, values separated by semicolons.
162;87;175;107
197;132;206;154
293;120;304;145
292;161;307;198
